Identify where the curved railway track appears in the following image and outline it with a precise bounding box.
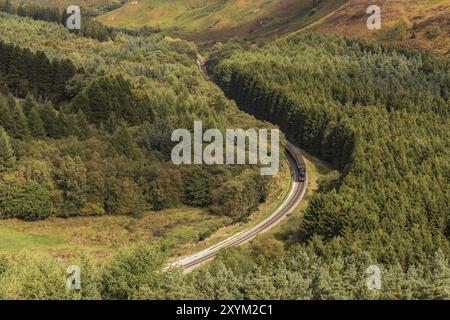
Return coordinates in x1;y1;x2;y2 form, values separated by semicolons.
169;141;308;271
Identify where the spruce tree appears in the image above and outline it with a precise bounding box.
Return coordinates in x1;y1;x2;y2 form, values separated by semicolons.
183;169;211;207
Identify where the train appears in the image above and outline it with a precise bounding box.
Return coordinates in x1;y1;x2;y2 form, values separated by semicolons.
285;141;307;183
298;166;306;183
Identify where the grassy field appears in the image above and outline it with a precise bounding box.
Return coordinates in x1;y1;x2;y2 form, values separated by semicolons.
0;208;231;259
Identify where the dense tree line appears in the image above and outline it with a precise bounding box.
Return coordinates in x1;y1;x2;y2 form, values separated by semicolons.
0;1;112;42
209;33;449;270
16;3;60;23
0;41;76;102
0;2;160;42
0;93;89;140
0;242;447;299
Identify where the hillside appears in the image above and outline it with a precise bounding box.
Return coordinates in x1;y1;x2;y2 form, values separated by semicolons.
97;0;348;43
11;0;448;54
204;32;449;298
11;0;109;10
313;0;450;55
0;11;287;246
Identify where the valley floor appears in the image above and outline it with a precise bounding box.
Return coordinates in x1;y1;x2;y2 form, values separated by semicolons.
0;151;305;262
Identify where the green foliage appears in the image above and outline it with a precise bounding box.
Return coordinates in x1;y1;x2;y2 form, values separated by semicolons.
16;3;62;23
10;101;29;139
53;155;87;217
0;180;51;220
37;101;59;138
218;169;267;221
1;2;161;42
0;13;270;220
99;244;167;300
138;163;183;211
0;5;446;300
138;119;174;160
211;32;449;268
183;168;211;207
27;106;46;138
72;75;148;127
111;125;137;159
0;41;76;102
186;242;450;299
0;127;15;171
0;252;101;300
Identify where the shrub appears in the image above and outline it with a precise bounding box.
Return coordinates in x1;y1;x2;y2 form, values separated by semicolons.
99;244;167;300
0;180;52;220
426;25;442;39
0;252;101;300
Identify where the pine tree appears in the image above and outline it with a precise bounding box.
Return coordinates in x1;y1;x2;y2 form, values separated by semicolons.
27;106;45;138
21;94;37;116
0;127;15;171
6;47;24;96
34;51;53;100
10;102;29;139
38;101;58;138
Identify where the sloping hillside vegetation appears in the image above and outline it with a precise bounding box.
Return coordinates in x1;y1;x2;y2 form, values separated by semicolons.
209;33;449;266
0;2;160;41
0;12;274;222
0;31;447;300
98;0;348;43
314;0;449;55
10;0;113;11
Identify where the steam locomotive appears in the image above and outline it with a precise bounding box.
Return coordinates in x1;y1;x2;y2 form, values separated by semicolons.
286;141;307;183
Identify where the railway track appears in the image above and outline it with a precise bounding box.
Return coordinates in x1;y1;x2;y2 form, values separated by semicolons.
169;141;308;272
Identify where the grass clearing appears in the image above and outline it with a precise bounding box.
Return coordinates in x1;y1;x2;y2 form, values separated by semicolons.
0;227;67;252
0;208;229;260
